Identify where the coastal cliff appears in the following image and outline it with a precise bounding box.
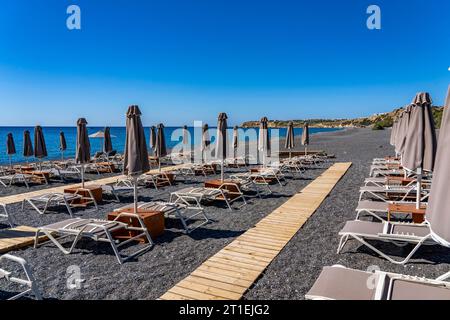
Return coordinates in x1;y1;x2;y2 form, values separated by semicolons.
241;106;444;129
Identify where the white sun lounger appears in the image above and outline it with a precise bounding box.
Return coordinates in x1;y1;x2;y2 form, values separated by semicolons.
306;265;450;300
22;193;87;217
137;172;173;190
102;180;140;202
337;220;436;265
0;254;42;300
355;200;428;222
170;186;246;211
34;215;153;264
230;172;273;196
359;185;430;202
115;201;210;233
0;173;32;189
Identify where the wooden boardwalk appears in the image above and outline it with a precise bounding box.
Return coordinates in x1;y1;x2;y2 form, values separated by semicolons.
0;164;184;205
0;225;48;253
159;162;352;300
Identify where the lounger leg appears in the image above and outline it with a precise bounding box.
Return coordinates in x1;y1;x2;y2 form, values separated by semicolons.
63;198;74;217
345;234;430;265
337;235;349;254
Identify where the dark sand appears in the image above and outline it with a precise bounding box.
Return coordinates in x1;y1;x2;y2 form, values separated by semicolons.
246;128;450;300
0;157;326;299
2;128;447;300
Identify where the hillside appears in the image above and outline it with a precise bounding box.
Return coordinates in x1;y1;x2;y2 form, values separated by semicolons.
241;106;444;129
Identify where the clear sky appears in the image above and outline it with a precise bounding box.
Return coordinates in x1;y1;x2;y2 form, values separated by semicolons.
0;0;449;126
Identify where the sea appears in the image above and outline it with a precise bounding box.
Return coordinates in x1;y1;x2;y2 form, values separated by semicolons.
0;126;342;165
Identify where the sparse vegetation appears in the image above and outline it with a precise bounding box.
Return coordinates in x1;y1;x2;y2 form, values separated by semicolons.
241;106;444;129
372;123;385;130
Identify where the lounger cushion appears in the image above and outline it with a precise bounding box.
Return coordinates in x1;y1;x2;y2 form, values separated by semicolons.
356;201;389;212
41;218;125;236
390;224;430;238
306;266;377;300
339;220;385;235
389;278;450;300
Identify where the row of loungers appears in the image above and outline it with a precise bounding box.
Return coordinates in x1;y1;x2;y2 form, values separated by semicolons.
306;154;450;299
0;153;332;299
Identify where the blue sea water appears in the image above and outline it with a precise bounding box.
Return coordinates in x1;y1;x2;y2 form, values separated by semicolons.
0;126;342;165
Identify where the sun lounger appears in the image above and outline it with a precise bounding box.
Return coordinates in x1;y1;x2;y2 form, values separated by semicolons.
170;186;245;211
44;166;81;182
0;254;41;300
359;185;430;202
230;172;272;196
337;220;436;264
34;215;153;264
114;201;209;233
355;200;427;222
371;168;405;177
137;172;173;189
0;173;32;189
101;181;137;202
0;203;12;227
306;265;450;300
22;192;88;217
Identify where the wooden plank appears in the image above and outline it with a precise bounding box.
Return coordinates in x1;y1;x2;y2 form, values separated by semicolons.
159;292;193;300
0;226;49;253
207;256;267;273
197;265;259;282
183;275;248;294
177;279;243;300
191;269;254;288
168;286;226;300
160;162;352;300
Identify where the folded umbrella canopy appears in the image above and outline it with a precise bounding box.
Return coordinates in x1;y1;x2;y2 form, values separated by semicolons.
6;133;16;168
123;105;150;213
285;121;295;159
395;105;413;157
104;127;113;154
182;125;190;158
149;126;156;154
59;131;67;161
390;119;398;147
155;123;167;172
426;86;450;245
75;118;91;188
258;117;271;166
216;113;228;181
402;93;437;209
301;122;309;155
34;126;47;159
23;130;33;162
233;126;239;158
202;123;210;163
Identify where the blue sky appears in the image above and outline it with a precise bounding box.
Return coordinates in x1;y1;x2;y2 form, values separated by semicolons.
0;0;449;126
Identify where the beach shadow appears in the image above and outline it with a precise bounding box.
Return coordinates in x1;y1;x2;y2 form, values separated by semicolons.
156;227;244;244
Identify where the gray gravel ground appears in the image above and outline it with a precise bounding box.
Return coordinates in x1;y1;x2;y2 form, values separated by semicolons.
4;128;444;300
245;128;450;300
0;155;327;299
